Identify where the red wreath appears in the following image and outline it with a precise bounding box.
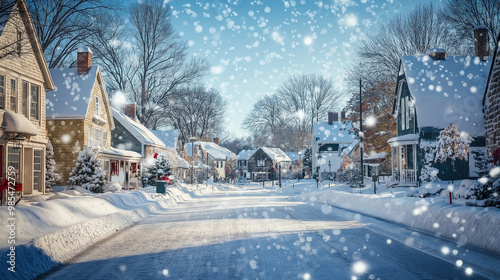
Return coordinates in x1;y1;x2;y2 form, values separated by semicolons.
154;153;159;159
14;182;22;192
0;179;8;191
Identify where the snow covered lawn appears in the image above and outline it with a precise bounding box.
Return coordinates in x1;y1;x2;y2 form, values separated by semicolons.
0;183;232;280
277;179;500;255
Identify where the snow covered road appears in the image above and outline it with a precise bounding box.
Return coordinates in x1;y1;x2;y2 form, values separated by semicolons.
40;187;499;279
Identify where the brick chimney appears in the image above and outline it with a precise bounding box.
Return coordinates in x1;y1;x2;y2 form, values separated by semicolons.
213;137;220;145
124;103;137;121
474;26;489;61
427;48;447;60
328;111;338;125
77;47;92;75
341;110;346;121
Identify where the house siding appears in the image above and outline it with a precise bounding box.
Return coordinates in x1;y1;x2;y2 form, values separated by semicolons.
396;77;417;136
0;1;50;196
248;149;274;175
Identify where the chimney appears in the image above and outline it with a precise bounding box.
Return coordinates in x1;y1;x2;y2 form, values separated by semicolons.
328;111;338;125
474;26;489;61
77;47;92;75
124;103;137;121
427;48;447;60
341;110;346;121
213;137;220;145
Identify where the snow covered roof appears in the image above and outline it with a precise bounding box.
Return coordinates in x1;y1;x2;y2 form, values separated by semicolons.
164;149;190;169
46;66;100;119
111;107;165;148
365;151;387;160
312;121;356;144
387;134;420;146
237;149;256;160
151;129;180;150
99;147;142;159
1;111;39;136
285;152;299;162
341;139;360;158
260;147;292;163
400;55;492;137
185;141;236;161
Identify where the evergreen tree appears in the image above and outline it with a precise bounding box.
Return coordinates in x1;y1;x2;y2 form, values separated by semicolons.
69;147;107;193
146;155;173;185
45;140;60;191
435;123;473;183
302;147;312;169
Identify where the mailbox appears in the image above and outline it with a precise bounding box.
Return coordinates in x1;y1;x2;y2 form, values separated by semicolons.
371;175;378;182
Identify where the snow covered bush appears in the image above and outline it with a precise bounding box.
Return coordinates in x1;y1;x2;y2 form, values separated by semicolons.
453;180;475;199
145;155;173;186
466;167;500;208
420;141;439;182
471;149;491;177
69;147;107;193
104;182;122;192
45;140;60;191
434;123;473;163
336;167;362;187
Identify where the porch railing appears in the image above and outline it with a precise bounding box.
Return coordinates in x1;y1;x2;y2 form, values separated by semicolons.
402;169;417;183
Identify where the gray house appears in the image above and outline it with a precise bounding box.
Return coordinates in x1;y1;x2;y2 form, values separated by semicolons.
389;40;491;185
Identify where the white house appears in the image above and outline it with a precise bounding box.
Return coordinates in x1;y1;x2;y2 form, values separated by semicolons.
237;149;256;179
311;112;356;179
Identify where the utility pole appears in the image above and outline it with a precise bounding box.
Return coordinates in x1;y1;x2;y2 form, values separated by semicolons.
359;78;364;189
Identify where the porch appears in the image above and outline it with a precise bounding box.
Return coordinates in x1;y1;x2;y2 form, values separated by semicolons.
388;134;419;186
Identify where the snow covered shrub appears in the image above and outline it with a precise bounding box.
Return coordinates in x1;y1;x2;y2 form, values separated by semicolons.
336;167;362;187
420;141;439;182
466;167;500;208
471;149;491;178
453;180;475;199
145;155;173;186
69;147;107;193
104;182;122;192
45;140;60;191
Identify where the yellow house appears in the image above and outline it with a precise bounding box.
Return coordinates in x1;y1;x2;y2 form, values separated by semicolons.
0;0;55;202
46;48;142;187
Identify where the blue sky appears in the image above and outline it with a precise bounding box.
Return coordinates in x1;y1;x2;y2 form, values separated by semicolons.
160;0;437;138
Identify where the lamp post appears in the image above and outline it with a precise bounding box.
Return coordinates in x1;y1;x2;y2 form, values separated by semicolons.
189;137;197;184
206;151;209;187
328;160;331;180
278;161;282;188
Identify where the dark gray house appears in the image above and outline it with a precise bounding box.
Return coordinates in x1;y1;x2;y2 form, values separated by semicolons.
388;39;491;185
247;147;291;181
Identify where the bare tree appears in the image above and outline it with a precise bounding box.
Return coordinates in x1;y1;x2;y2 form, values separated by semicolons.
354;3;460;77
129;0;209;127
440;0;500;55
243;74;342;150
85;12;133;94
164;86;227;142
27;0;116;68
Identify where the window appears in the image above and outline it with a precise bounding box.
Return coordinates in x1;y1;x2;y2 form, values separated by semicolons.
103;130;108;148
0;75;4;109
257;160;265;167
88;125;92;146
94;128;102;148
7;146;20;173
401;97;406;130
94;96;101;117
17;31;22;56
34;150;42;192
30;84;40;120
10;79;17;112
22;81;28;117
405;96;410;130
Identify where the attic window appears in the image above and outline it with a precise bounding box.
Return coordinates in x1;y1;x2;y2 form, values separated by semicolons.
94;96;101;117
17;31;22;56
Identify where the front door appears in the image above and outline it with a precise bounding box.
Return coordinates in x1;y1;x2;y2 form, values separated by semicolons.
23;148;33;194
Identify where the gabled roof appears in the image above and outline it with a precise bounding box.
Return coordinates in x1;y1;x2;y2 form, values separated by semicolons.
259;147;291;163
0;0;54;90
237;149;256;160
185;141;236;161
111;107;165;148
46;66;114;129
312;121;356;144
399;54;491;137
151;129;180;150
285;152;299;162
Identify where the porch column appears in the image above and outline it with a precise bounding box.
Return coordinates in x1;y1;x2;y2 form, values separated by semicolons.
413;143;417;183
391;146;395;178
398;145;403;182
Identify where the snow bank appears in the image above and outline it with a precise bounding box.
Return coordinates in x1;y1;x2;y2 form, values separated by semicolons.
0;185;213;280
302;189;500;254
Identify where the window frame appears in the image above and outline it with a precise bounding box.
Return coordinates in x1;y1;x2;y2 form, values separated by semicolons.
10;78;17;112
0;74;5;110
22;81;29;117
94;96;101;117
30;84;40;121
